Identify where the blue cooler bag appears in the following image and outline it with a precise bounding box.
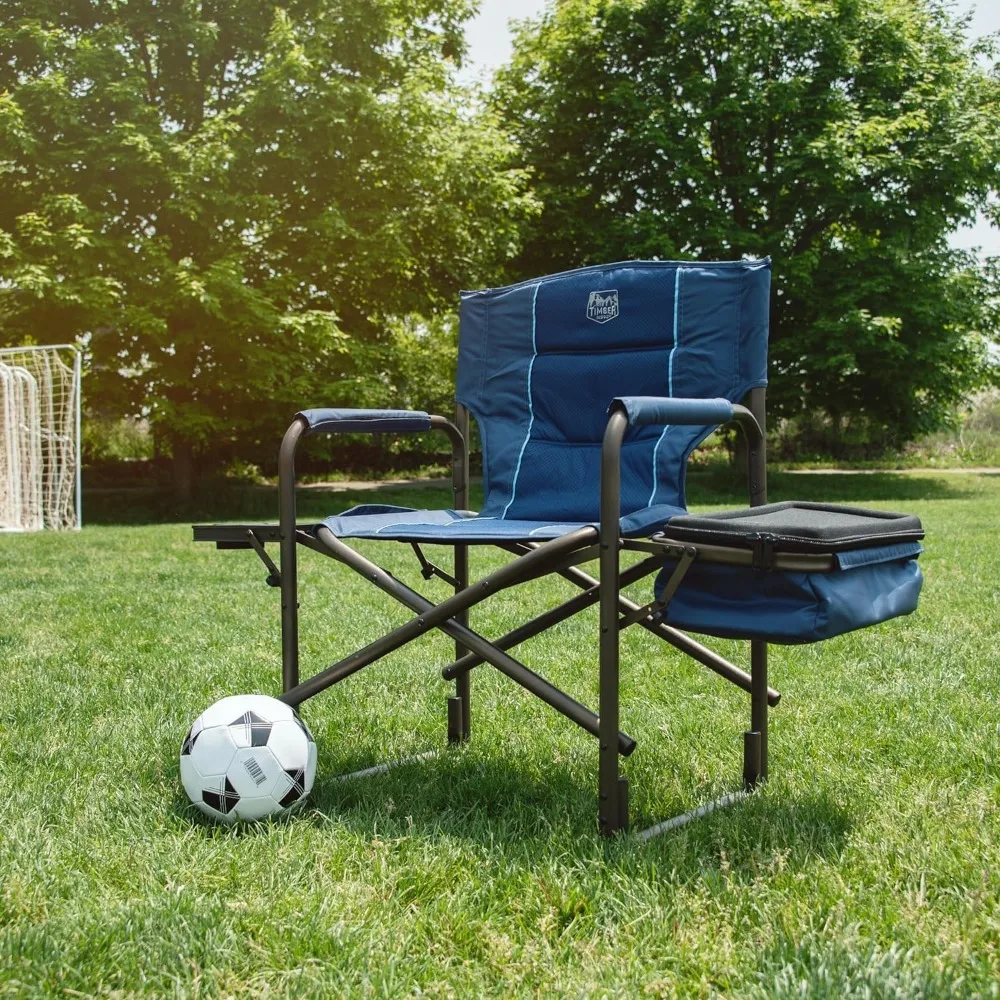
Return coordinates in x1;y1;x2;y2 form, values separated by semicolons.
653;502;924;644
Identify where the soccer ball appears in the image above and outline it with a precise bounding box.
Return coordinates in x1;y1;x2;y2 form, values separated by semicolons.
180;694;317;823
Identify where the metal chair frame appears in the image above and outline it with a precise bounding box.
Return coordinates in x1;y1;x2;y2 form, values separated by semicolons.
195;388;776;837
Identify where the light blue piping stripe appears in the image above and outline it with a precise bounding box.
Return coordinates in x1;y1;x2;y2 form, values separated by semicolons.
648;267;682;506
501;282;541;519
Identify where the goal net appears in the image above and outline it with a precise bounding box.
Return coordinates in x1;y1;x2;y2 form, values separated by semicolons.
0;345;81;531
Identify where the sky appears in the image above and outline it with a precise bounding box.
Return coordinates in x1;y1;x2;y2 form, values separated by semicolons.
463;0;1000;257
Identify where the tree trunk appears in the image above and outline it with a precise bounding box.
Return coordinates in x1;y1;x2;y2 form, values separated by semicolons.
171;435;195;503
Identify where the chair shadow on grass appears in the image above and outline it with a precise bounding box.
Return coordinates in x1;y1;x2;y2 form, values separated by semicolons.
170;733;852;887
301;743;852;876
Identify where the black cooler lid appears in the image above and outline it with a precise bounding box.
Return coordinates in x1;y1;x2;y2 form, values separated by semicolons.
660;501;924;553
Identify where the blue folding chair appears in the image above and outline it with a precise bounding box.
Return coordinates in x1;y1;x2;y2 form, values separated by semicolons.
195;258;924;836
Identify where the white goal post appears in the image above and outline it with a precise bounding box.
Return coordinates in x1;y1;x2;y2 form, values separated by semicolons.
0;344;82;531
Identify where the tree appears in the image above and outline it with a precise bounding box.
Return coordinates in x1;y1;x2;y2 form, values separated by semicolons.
494;0;1000;452
0;1;529;495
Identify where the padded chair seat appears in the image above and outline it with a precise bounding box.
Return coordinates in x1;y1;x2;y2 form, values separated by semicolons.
322;503;686;543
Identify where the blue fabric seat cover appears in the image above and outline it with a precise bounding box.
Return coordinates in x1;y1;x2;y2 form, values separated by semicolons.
322;503;687;542
323;259;771;542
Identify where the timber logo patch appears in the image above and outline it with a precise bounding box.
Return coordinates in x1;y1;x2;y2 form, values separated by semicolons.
586;289;619;324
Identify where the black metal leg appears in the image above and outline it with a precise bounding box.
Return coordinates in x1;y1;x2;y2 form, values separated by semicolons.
278;417;307;693
454;649;471;742
745;639;768;788
453;541;470;743
599;409;629;835
599;557;625;834
450;404;471;742
447;696;464;744
744;387;769;789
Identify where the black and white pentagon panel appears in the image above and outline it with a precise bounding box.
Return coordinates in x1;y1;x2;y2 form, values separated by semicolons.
279;768;307;808
180;718;203;756
229;710;272;748
202;777;240;816
292;710;314;743
196;693;297;731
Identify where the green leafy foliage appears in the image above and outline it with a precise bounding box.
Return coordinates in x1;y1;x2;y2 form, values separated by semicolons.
495;0;1000;451
0;1;530;483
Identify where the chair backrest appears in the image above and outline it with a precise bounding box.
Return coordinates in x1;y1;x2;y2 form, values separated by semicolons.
457;259;770;523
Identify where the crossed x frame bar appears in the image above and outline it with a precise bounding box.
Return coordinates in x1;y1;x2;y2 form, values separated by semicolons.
227;390;775;837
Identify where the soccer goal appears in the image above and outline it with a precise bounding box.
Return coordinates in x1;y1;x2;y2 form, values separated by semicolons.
0;344;82;531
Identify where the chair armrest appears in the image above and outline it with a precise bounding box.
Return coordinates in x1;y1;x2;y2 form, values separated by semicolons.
609;396;761;447
296;408;432;436
610;396;733;428
276;405;466;688
601;396;765;542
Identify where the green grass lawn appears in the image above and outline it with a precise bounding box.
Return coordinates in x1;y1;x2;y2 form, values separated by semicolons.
2;471;999;997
